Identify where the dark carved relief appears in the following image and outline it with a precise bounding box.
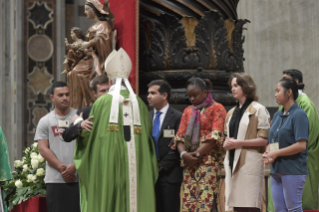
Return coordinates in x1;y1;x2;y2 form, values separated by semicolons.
27;2;53;29
139;0;247;106
232;19;250;71
195;11;224;70
141;10;248;73
27;101;52;132
142;14;191;70
24;0;56;146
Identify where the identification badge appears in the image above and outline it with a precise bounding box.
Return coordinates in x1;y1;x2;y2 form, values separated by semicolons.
270;143;279;151
164;129;175;138
58;120;70;128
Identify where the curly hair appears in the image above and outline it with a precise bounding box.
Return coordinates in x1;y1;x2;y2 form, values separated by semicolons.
228;73;258;101
71;27;82;39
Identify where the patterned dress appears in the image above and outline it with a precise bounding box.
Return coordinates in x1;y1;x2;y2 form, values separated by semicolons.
172;103;226;212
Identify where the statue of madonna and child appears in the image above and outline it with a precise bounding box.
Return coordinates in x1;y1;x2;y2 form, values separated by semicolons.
63;0;116;109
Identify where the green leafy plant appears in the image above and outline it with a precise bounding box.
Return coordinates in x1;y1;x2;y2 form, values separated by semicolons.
2;143;46;211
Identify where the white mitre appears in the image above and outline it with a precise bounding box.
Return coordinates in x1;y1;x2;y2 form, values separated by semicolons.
104;48;141;130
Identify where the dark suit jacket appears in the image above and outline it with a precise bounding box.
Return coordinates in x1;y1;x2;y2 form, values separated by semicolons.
150;106;183;183
62;106;92;142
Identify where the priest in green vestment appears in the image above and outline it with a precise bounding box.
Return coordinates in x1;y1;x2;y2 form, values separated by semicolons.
0;127;13;212
74;48;158;212
268;70;319;210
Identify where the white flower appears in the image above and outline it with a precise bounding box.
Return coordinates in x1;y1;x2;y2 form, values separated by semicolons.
30;152;38;159
27;174;33;182
25;147;30;154
14;160;23;168
22;164;28;172
32;142;38;148
22;157;27;163
36;168;45;177
27;174;37;182
15;180;23;188
37;154;45;163
31;159;39;169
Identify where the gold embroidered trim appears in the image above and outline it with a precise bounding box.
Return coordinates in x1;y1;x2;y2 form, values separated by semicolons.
107;124;119;131
134;126;142;134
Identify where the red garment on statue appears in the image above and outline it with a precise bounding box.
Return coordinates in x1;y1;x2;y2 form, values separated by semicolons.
11;196;47;212
99;0;137;91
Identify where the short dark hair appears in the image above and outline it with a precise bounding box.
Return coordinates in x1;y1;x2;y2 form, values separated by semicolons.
282;69;304;90
186;77;212;91
228;73;258;101
147;80;171;101
71;27;82;39
92;75;109;92
51;81;68;95
279;78;299;101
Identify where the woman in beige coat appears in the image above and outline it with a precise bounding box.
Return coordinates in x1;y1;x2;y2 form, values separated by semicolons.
223;73;270;212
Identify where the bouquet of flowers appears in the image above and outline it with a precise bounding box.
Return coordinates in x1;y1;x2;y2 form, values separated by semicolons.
3;142;46;211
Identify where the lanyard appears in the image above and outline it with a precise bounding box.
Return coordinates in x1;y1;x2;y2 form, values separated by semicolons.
271;114;288;144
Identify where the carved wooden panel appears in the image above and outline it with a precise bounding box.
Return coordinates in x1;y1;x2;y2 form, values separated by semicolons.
24;0;56;146
140;0;249;105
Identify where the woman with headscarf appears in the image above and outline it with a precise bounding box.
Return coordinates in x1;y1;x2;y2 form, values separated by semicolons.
172;77;226;212
67;0;115;109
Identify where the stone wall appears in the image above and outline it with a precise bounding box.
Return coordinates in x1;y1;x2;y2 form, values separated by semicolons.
237;0;319;110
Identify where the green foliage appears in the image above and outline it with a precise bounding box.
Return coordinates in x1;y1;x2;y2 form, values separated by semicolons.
2;143;46;211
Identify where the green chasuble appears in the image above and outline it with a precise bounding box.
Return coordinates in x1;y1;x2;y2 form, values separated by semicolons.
268;94;319;210
74;90;158;212
0;127;13;212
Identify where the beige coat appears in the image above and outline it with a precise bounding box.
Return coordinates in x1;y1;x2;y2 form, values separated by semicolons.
224;101;270;210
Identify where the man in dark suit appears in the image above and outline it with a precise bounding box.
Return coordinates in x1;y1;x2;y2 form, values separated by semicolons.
62;75;110;142
148;80;183;212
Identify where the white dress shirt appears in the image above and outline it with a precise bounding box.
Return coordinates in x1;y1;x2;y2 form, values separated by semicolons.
153;103;169;130
298;89;306;96
109;84;127;92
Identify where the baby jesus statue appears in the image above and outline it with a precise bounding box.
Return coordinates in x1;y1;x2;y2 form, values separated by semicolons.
62;27;85;74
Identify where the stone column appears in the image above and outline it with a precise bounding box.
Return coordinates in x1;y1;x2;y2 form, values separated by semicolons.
0;0;6;129
0;0;24;170
56;0;66;81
